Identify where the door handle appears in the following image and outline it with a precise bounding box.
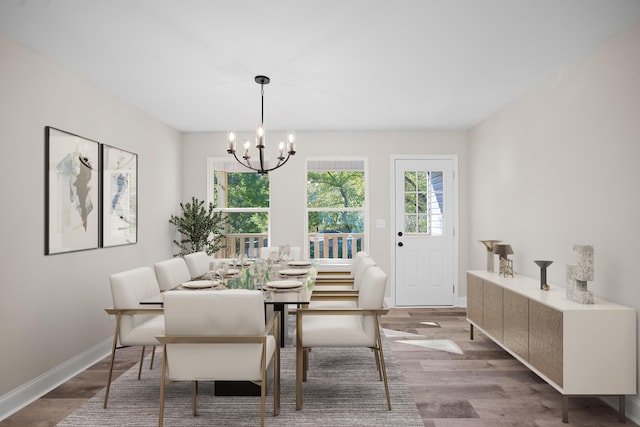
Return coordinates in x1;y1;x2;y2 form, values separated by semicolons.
397;242;403;247
397;231;403;237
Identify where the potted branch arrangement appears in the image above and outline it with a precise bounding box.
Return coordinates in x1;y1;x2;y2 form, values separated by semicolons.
169;197;226;256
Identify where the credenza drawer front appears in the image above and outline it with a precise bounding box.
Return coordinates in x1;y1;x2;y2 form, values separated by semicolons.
483;281;503;341
529;300;563;387
503;289;529;361
466;273;484;327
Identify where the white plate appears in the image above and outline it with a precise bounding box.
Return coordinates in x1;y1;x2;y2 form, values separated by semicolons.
288;261;312;267
266;280;303;289
278;268;309;276
217;268;240;276
182;280;218;289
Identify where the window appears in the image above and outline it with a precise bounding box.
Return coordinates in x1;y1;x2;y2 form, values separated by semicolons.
208;159;269;257
403;170;444;236
306;159;367;260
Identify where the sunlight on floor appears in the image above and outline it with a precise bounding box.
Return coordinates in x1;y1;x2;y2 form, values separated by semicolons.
383;328;464;354
397;339;464;354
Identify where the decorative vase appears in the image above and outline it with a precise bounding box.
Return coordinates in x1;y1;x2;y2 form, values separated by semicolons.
534;260;553;291
479;240;501;272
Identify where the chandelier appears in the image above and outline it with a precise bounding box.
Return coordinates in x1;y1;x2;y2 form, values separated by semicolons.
226;75;296;175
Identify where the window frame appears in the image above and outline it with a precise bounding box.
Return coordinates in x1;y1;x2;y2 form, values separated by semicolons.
304;157;369;263
206;158;271;254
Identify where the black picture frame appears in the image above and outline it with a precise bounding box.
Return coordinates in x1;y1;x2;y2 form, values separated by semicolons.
45;126;101;255
101;144;138;247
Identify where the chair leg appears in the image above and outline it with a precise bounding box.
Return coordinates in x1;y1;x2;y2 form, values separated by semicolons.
373;348;382;380
274;312;281;416
296;311;304;410
149;345;156;370
104;314;121;409
374;317;392;410
192;381;197;416
303;349;309;381
158;345;167;427
260;366;266;427
137;346;146;380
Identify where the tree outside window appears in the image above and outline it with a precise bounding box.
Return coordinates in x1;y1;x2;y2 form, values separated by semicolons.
210;160;270;257
307;160;366;260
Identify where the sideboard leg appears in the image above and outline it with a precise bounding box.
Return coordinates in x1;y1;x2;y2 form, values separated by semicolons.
562;395;569;423
619;395;626;423
469;324;474;340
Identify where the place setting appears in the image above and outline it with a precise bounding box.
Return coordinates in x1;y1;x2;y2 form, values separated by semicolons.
262;279;305;292
287;260;313;268
211;262;242;279
276;268;310;278
178;279;224;290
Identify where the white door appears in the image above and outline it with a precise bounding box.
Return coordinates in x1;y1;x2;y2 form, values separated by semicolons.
394;158;455;306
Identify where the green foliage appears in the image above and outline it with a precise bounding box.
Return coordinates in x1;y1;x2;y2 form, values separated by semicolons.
307;171;364;208
224;172;270;233
169;197;227;256
227;173;269;208
307;171;365;233
308;211;364;233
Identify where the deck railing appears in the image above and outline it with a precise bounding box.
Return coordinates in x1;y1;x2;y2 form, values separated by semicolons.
218;234;269;258
216;232;365;260
308;232;364;260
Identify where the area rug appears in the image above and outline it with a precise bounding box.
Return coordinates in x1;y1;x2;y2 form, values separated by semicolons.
57;338;423;426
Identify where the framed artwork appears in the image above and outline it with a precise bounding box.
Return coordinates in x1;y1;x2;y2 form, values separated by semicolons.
101;144;138;247
45;127;101;254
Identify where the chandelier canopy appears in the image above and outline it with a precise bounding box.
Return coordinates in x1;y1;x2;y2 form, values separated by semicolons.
226;75;296;175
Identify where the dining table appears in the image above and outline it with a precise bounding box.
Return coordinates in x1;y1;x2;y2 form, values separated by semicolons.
138;260;318;347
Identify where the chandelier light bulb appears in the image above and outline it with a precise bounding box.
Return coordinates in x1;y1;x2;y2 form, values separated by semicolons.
256;123;265;148
243;139;251;159
278;141;285;159
226;130;236;153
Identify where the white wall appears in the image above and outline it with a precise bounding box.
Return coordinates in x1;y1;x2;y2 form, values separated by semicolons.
0;34;180;400
182;130;469;300
468;22;640;402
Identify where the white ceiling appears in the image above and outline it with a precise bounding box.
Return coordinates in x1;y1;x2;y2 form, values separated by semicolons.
1;0;640;132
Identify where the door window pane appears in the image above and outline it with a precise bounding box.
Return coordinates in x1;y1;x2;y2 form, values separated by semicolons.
403;170;444;236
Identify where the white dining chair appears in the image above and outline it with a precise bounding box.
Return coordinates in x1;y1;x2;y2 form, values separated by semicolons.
295;265;391;410
259;246;278;259
157;289;280;427
183;251;210;279
315;251;368;283
314;256;375;292
154;257;191;291
259;245;301;260
105;267;164;408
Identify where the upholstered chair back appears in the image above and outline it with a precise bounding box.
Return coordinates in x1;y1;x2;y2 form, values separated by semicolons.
163;289;275;381
357;266;388;339
154;258;191;291
259;246;277;259
183;251;210;279
109;267;162;345
350;251;368;275
259;246;301;260
352;257;376;290
289;246;301;260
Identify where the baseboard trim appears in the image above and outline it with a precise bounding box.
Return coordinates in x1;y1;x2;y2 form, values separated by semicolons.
602;395;640;425
0;337;111;421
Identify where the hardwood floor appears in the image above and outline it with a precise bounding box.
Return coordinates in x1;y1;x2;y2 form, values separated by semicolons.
381;308;637;427
1;308;635;426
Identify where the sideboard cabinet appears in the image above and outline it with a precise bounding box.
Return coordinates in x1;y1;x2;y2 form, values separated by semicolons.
467;271;636;423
